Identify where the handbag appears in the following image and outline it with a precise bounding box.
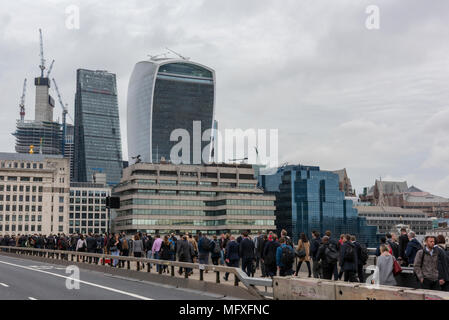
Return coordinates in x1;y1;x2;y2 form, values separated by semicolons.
296;249;306;259
392;257;402;276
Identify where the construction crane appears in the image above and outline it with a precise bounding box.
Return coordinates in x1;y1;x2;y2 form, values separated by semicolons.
19;78;27;122
52;78;69;156
46;59;55;78
39;29;46;77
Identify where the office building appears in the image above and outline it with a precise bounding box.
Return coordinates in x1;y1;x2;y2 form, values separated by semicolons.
113;162;276;236
64;124;75;181
0;153;69;235
69;173;111;234
355;206;433;235
259;165;380;247
74;69;123;185
127;58;215;164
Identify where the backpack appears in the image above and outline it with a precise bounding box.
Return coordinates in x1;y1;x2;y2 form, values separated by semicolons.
60;238;68;250
344;243;355;262
122;238;128;250
281;245;295;268
201;238;210;251
169;239;175;252
359;243;369;264
213;240;221;254
325;243;339;264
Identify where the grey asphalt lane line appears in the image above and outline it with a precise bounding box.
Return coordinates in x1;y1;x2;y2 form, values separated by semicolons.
0;259;154;300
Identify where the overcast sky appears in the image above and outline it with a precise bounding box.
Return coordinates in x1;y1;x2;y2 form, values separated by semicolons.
1;0;449;197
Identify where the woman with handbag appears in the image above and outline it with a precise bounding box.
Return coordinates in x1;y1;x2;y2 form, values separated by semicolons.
295;233;311;277
375;244;398;286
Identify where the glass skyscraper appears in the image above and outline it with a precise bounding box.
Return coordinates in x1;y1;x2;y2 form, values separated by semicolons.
127;58;215;164
259;165;380;247
74;69;123;186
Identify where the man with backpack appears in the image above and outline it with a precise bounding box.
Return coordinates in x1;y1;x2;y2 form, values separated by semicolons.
263;234;280;278
340;234;358;282
317;236;338;280
276;237;295;276
352;235;368;283
414;236;441;290
211;235;221;266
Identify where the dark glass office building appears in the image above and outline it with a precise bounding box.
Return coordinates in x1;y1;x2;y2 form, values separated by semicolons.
259;165;380;247
74;69;123;185
127;58;215;164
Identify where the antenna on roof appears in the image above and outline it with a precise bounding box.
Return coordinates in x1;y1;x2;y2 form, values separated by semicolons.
165;47;190;61
148;52;170;60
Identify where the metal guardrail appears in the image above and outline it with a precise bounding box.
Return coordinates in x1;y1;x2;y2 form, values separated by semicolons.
0;246;272;299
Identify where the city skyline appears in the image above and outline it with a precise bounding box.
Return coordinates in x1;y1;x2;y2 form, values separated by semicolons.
1;0;449;198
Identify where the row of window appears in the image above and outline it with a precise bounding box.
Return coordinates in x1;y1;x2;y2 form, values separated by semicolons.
121;198;273;207
0;214;43;222
0;162;44;169
0;195;43;202
361;213;427;218
116;219;274;227
130;179;255;188
0;205;43;212
0;224;51;233
70;190;108;197
0;176;43;182
116;209;275;217
70;198;106;204
69;206;107;212
0;185;44;192
69;221;107;227
0;205;64;213
69;213;108;219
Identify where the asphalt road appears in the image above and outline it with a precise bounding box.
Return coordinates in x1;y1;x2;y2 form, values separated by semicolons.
0;254;231;300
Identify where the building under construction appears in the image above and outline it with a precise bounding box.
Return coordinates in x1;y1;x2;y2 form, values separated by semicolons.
12;30;63;156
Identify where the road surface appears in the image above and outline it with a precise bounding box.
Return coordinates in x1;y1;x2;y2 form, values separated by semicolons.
0;254;233;300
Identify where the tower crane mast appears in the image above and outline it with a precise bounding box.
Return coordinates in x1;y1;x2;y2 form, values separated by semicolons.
39;29;46;77
19;79;27;122
52;78;68;156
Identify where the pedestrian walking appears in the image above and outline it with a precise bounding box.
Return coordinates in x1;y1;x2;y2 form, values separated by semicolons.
373;244;397;286
340;234;358;282
414;236;441;290
276;237;295;276
295;233;311;277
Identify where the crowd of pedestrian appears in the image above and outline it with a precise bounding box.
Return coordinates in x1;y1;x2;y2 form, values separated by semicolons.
1;227;448;292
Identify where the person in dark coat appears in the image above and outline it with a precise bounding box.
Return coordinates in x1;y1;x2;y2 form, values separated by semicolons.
352;235;365;283
436;235;449;292
316;236;336;280
340;234;358;282
310;231;322;278
177;235;195;275
210;235;221;266
239;231;255;277
258;234;268;277
224;236;240;281
263;234;280;277
386;233;400;259
405;232;422;266
398;228;409;266
86;233;97;263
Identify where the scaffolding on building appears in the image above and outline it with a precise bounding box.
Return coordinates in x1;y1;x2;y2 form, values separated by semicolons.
13;120;62;155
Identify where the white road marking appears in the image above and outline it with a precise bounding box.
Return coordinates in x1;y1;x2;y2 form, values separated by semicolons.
0;283;9;287
0;259;153;300
28;297;37;300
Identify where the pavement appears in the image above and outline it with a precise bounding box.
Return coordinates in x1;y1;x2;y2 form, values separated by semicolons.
0;254;237;300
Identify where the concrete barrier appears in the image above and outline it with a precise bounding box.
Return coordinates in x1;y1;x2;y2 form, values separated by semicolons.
335;282;424;300
273;277;336;300
273;276;449;300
